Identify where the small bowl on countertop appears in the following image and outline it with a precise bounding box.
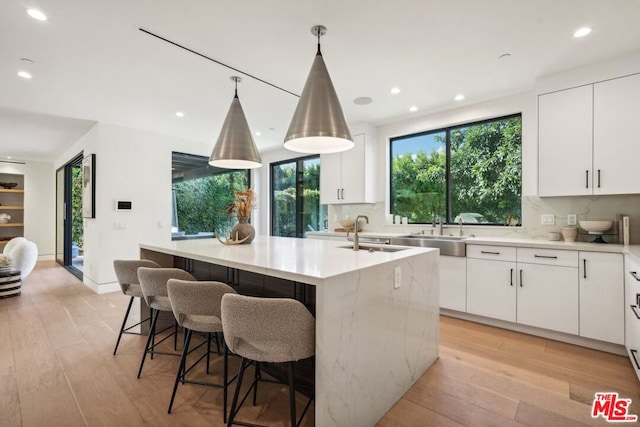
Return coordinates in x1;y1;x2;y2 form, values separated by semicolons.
338;219;356;229
579;220;613;234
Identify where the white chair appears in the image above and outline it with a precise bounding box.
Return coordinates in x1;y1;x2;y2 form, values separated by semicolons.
3;237;37;279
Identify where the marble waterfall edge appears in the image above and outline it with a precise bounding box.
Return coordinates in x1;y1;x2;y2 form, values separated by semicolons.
315;250;439;427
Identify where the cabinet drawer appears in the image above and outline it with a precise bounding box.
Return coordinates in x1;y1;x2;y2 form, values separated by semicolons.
517;247;578;267
466;245;516;262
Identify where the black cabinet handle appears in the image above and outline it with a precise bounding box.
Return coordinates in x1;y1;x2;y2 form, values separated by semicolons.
597;169;601;188
510;268;513;286
520;269;523;287
481;251;500;255
337;189;340;199
586;170;589;188
534;255;557;259
341;188;344;199
631;350;640;370
631;271;640;282
631;305;640;320
583;259;587;279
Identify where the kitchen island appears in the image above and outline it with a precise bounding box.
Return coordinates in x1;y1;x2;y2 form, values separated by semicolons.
140;236;439;427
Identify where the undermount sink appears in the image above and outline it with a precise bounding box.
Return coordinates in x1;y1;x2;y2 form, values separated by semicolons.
390;235;467;257
337;244;409;253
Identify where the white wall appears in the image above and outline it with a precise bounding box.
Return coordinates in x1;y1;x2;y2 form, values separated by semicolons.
0;160;55;259
55;122;211;293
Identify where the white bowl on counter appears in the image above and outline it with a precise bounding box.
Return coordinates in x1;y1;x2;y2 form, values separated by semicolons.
579;220;613;234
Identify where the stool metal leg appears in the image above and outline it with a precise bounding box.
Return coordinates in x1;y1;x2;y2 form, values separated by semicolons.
253;362;261;406
137;308;159;378
288;362;296;427
206;333;211;375
113;296;135;355
227;357;249;427
168;328;192;413
223;343;229;423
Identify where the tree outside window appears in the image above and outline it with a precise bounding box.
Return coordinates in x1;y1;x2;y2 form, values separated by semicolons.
390;114;522;225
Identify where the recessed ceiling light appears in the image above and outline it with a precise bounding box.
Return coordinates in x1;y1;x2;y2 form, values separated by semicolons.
390;87;401;95
255;132;262;137
175;111;184;117
454;94;465;101
409;106;418;112
27;9;47;21
353;96;373;105
17;71;32;79
574;27;592;38
7;156;11;160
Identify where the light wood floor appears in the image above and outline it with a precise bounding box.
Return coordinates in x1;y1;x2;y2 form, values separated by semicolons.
1;261;638;426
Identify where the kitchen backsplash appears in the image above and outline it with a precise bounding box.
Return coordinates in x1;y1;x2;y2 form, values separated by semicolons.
328;194;640;244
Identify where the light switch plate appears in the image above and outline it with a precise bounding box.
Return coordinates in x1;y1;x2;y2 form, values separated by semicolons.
567;214;577;226
541;214;555;225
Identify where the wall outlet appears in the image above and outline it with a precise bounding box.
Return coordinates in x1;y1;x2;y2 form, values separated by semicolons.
394;266;401;289
541;214;555;225
567;214;577;226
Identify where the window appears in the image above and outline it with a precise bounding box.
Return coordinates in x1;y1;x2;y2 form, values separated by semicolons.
390;114;522;225
271;156;327;238
172;152;250;239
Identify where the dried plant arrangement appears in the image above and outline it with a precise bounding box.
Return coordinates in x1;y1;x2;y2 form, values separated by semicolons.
225;188;254;219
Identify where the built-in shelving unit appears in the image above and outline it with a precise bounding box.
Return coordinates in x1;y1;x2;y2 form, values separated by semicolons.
0;173;25;251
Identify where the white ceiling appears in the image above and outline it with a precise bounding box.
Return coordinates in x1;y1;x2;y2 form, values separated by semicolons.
1;0;639;162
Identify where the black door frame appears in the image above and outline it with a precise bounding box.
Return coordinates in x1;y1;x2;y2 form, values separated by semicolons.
56;153;83;280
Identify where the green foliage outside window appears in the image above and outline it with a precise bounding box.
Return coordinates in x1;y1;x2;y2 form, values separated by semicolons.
391;115;522;225
173;171;249;235
71;166;84;249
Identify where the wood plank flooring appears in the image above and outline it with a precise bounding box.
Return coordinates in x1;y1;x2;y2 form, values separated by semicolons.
0;261;638;426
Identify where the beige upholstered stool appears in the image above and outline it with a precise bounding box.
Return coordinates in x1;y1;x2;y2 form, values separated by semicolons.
167;279;237;421
112;259;160;355
221;294;315;427
137;267;196;378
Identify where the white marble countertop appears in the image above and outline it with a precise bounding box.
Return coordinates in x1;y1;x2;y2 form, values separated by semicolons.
140;236;434;286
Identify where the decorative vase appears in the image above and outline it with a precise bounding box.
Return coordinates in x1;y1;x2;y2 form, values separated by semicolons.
230;217;255;244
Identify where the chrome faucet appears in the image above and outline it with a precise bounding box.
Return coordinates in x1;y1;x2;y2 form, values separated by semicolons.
458;217;464;236
349;215;369;251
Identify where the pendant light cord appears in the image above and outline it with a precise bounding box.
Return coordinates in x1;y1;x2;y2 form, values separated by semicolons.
317;30;322;55
139;28;300;98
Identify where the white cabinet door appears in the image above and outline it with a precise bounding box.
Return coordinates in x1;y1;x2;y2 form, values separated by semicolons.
579;252;624;344
517;263;578;335
320;152;342;204
467;258;516;322
593;73;640;195
440;256;466;311
340;133;365;204
538;85;593;196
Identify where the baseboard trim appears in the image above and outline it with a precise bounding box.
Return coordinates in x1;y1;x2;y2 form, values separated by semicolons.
83;276;120;294
441;308;626;356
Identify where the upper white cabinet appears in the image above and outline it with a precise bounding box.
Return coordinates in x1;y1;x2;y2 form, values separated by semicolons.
320;132;376;204
593;73;640;195
538;73;640;196
538;85;593;196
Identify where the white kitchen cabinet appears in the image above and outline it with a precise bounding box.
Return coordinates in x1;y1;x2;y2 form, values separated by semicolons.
320;132;376;204
517;262;578;335
440;255;466;312
538;73;640;197
538;85;593;197
466;246;517;322
625;255;640;381
579;252;624;344
593;73;640;195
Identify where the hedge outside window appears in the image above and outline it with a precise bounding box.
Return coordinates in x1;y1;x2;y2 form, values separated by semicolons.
390;114;522;225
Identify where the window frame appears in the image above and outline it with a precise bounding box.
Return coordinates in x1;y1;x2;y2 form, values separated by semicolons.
389;113;522;226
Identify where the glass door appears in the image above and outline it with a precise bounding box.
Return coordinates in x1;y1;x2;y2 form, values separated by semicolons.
271;156;326;238
55;153;84;278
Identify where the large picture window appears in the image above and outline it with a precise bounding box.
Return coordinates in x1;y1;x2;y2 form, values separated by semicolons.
390;114;522;225
271;156;326;238
172;152;250;239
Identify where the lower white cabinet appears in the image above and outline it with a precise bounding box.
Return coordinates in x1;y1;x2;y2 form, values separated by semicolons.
440;256;466;312
580;252;624;344
625;256;640;381
467;257;516;322
517;262;578;335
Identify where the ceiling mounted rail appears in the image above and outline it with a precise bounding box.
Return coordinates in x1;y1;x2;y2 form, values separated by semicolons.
139;28;300;98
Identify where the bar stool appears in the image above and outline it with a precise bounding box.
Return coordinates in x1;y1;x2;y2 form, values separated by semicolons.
137;267;196;378
112;259;160;355
221;294;315;427
166;279;237;421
